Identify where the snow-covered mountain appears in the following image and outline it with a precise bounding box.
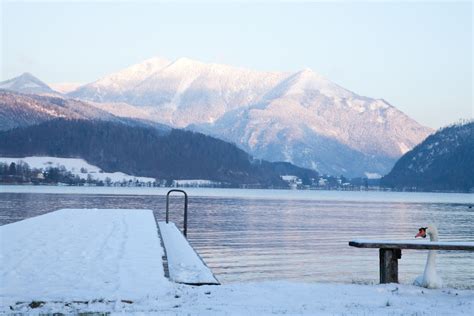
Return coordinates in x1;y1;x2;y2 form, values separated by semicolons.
1;57;432;176
192;68;432;176
0;73;60;96
65;56;432;177
69;57;287;127
69;57;171;103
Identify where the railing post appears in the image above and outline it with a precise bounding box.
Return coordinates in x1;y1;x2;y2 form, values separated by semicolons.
166;189;189;237
379;248;402;283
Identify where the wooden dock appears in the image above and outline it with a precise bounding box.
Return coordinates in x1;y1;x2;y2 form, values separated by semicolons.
0;208;218;302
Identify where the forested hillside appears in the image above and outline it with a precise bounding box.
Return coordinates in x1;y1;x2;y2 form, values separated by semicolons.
381;121;473;192
0;119;318;187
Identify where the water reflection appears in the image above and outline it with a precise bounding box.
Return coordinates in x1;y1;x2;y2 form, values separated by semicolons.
0;192;473;288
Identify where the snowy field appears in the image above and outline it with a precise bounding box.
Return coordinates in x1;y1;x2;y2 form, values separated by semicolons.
0;156;155;183
1;209;473;315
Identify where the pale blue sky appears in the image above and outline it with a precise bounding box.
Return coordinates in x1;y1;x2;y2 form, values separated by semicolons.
1;1;472;128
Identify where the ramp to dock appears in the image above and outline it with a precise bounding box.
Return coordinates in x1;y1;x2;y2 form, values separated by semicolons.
158;222;219;285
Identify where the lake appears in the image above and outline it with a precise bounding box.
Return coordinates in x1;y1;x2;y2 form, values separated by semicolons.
1;185;473;289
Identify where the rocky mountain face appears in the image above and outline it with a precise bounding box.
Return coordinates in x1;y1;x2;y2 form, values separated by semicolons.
66;57;432;177
381;121;474;192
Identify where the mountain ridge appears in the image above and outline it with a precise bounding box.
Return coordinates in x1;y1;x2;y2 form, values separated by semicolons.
1;57;433;177
0;90;170;132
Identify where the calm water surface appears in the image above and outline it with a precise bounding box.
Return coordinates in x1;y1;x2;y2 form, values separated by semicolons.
1;186;473;288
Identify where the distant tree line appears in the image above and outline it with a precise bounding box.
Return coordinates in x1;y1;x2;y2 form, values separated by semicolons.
0;161;89;185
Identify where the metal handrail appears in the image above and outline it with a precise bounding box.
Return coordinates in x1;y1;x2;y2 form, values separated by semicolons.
166;189;188;237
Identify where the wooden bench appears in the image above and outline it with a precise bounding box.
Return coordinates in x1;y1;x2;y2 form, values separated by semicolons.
349;239;474;284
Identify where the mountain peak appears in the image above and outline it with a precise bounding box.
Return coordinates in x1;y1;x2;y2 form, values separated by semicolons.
0;72;58;95
70;56;171;94
261;67;351;101
166;57;208;70
19;72;36;79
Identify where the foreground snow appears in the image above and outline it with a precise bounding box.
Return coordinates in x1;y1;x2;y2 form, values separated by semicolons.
1;209;472;315
3;282;472;315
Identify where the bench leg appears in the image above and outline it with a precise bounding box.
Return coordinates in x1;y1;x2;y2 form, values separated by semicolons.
379;248;402;284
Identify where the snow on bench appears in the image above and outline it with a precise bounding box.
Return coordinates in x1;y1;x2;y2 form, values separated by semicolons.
349;239;474;251
0;209;170;302
158;222;219;285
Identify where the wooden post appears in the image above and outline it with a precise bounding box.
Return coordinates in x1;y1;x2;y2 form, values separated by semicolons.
379;248;401;283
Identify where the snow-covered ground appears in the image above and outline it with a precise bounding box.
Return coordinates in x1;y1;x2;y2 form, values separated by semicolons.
1;209;473;315
0;156;155;183
3;282;473;315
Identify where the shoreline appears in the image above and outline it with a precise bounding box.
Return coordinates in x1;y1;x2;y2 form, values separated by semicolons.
1;184;473;204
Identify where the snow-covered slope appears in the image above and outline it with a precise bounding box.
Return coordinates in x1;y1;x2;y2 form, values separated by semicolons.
0;156;156;183
70;57;286;127
0;90;121;131
0;73;60;95
193;68;431;175
0;90;170;132
69;57;171;103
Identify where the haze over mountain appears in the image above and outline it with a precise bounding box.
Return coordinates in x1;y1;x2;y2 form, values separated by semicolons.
49;82;83;94
0;57;433;177
66;56;432;177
